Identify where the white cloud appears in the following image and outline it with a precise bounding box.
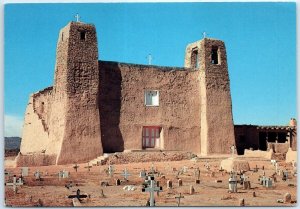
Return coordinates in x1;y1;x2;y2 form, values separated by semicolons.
4;115;23;137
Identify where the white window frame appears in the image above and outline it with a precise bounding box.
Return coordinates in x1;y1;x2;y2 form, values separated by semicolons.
145;90;159;107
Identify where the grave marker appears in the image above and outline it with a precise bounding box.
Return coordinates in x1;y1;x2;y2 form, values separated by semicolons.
121;168;131;181
34;171;41;181
68;189;88;202
175;193;184;206
142;176;162;207
108;165;114;177
73;164;79;172
5;176;23;194
84;163;92;172
228;173;237;193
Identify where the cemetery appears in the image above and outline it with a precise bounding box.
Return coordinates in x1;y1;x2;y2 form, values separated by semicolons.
4;151;297;207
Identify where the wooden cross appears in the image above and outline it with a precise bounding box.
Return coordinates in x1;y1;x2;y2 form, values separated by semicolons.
68;189;87;202
175;193;184;206
5;176;23;193
73;164;79;172
84;163;92;172
121;168;131;181
142;176;162;207
74;13;81;22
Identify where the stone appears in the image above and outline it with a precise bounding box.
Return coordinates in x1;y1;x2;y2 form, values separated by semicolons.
284;193;291;203
167;180;172;189
115;179;121;186
178;179;183;187
210;172;215;177
239;198;245;206
189;185;195;195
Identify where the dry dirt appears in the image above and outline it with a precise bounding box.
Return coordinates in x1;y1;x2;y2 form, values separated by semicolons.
4;153;297;207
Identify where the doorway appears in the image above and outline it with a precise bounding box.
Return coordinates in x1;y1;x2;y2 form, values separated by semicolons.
142;126;161;149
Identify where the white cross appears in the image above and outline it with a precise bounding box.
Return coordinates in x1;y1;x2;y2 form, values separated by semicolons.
34;171;41;180
202;32;207;39
142;177;162;206
108;165;114;177
175;193;184;206
230;145;236;157
194;168;200;180
6;176;23;193
121;168;131;181
74;13;81;22
147;54;152;65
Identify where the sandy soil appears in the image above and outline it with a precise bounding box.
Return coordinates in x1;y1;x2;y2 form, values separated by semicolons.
4;154;297;207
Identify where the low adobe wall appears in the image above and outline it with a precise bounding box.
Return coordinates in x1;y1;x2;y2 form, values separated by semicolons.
15;153;57;167
243;149;273;159
286;148;297;163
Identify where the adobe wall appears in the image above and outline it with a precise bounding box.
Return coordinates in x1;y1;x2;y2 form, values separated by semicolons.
192;39;235;155
99;61;201;154
55;22;103;164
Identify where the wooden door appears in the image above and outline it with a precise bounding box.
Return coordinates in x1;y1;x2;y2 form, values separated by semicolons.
142;126;160;148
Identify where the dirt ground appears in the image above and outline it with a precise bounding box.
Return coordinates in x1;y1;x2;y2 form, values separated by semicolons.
4;154;297;207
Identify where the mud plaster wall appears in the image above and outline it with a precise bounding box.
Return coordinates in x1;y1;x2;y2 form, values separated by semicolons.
55;22;103;164
199;39;235;155
99;61;201;153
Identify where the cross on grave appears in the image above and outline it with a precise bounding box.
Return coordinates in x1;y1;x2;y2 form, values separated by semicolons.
84;163;92;172
205;161;210;170
182;166;188;173
228;173;238;193
150;163;156;174
74;13;81;22
139;169;147;178
121;168;131;181
175;193;184;206
73;164;79;172
34;171;41;181
142;176;162;207
194;168;200;180
68;189;88;202
275;163;279;173
59;170;69;179
108;165;114;177
253;165;258;172
5;176;23;194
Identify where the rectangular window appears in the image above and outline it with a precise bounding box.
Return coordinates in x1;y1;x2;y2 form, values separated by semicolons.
211;46;219;64
145;90;159;106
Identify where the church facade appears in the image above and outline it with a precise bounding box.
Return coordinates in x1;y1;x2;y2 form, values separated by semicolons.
17;21;236;166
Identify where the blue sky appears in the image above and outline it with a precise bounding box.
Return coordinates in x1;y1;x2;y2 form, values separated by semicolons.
4;2;296;136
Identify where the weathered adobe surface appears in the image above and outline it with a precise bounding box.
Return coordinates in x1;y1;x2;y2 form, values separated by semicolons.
99;61;201;154
105;151;197;165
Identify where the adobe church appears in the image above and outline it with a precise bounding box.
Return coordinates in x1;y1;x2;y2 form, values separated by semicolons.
16;20;242;166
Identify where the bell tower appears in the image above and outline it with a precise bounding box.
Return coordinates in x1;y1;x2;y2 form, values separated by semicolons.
53;21;103;164
185;38;235;155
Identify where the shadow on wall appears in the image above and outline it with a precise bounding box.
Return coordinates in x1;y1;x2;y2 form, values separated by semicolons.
98;61;124;153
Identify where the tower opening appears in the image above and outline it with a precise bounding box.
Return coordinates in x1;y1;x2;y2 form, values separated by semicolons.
191;48;199;68
211;46;219;64
80;31;86;40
